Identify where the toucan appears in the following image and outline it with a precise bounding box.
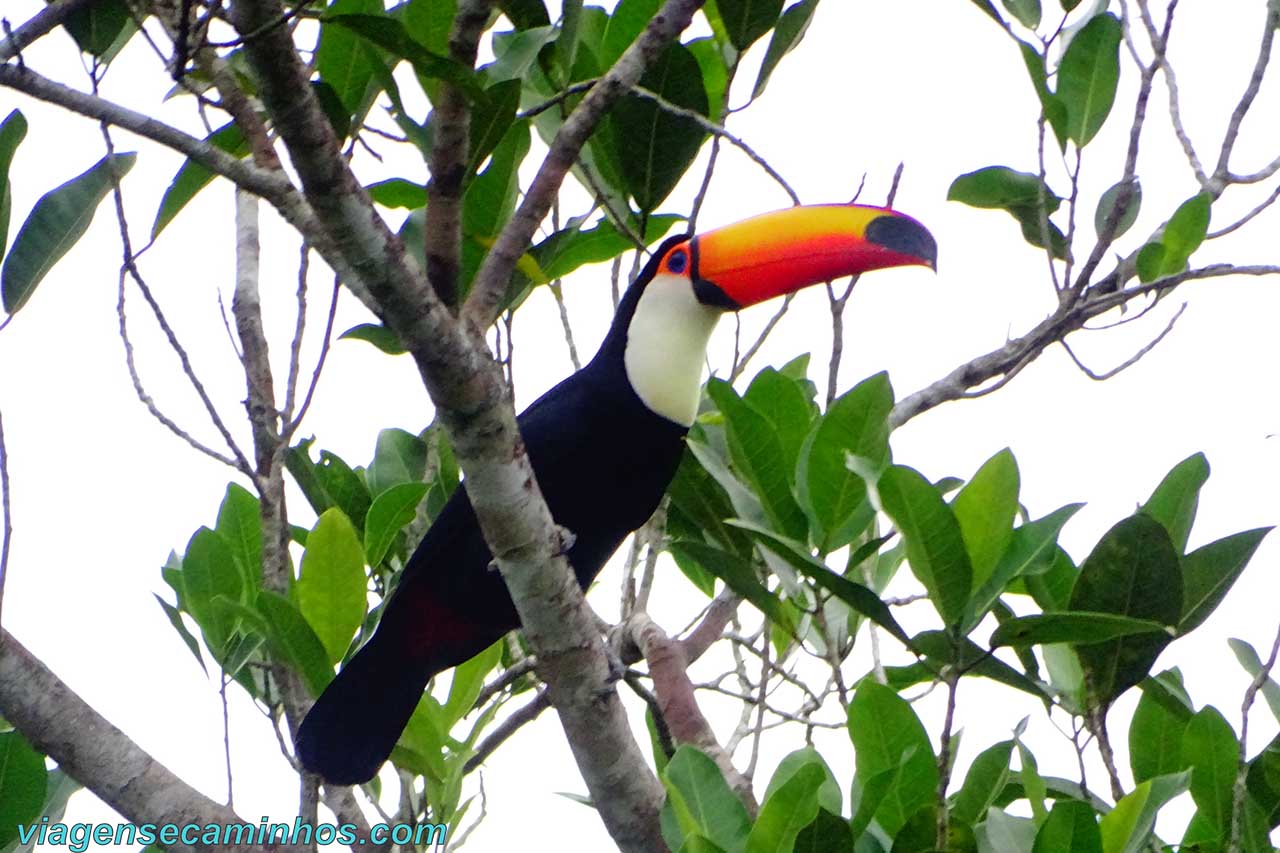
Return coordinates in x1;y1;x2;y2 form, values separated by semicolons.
296;203;936;785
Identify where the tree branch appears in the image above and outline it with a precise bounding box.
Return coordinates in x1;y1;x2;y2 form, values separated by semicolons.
0;630;304;853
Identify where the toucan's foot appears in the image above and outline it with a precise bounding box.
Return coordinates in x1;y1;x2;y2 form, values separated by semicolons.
555;525;577;556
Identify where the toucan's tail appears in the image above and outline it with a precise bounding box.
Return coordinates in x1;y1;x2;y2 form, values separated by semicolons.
295;633;438;785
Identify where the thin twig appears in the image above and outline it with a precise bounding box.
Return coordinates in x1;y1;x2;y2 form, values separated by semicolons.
464;691;552;773
1060;302;1187;381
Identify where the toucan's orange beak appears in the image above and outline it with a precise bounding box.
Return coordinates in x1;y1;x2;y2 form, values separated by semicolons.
687;204;936;309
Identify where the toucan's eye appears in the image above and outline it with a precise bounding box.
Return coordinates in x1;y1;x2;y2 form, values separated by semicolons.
666;247;689;274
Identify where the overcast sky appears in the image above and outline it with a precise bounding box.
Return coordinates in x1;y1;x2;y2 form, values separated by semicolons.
3;0;1278;849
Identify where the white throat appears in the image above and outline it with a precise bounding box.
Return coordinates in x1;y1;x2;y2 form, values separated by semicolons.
623;273;721;426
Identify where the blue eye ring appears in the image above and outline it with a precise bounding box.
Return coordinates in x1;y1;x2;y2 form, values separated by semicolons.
667;247;688;273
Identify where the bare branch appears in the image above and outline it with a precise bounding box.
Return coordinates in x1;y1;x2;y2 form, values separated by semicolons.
1207;183;1280;239
1212;3;1280;185
1060;302;1187;381
464;691;551;773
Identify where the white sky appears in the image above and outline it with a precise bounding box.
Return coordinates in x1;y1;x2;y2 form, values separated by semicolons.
2;0;1278;850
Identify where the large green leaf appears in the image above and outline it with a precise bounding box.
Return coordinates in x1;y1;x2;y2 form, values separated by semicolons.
402;0;455;54
62;0;133;58
256;591;334;696
366;428;428;497
716;0;784;51
762;748;841;815
1140;453;1208;554
847;681;938;836
948;165;1066;257
600;0;662;68
364;481;428;567
1178;526;1271;635
1098;771;1189;853
318;0;383;116
0;110;28;256
181;526;244;656
878;465;973;627
468;79;523;178
0;730;48;847
746;762;825;853
1032;800;1101;853
661;746;751;853
324;13;483;97
1246;733;1280;829
152;124;250;238
296;508;367;664
793;808;852;853
990;612;1170;648
610;42;709;212
533;214;684;282
1056;12;1122;147
485;26;558;83
1129;670;1191;783
751;0;820;99
952;740;1014;825
1182;706;1239;836
952;449;1020;595
1070;515;1182;706
462;121;532;241
216;483;263;590
743;367;815;482
2;153;136;314
707;379;807;542
968;503;1083;629
796;372;893;553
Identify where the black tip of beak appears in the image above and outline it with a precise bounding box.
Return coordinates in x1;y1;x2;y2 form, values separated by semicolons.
867;214;938;270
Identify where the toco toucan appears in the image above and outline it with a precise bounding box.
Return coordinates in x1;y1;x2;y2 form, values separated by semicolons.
296;203;937;784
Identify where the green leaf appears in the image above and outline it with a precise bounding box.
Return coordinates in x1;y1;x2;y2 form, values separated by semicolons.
1069;514;1182;706
468;79;523;177
497;0;551;30
296;508;367;664
216;483;263;590
1228;638;1280;723
1094;179;1142;240
485;27;558;83
752;0;820;99
0;110;29;255
796;372;893;552
462;121;532;239
793;808;852;853
534;215;683;281
707;379;807;542
1246;734;1280;829
338;322;408;355
153;123;249;238
256;591;334;696
968;503;1083;629
762;748;841;815
983;809;1038;852
1183;705;1238;834
1057;12;1122;146
62;0;132;57
878;465;973;627
325;13;483;98
154;593;208;676
743;367;815;482
746;763;825;853
364;482;428;566
670;540;788;629
661;746;752;853
402;0;455;54
1135;241;1166;284
728;520;913;647
2;153;136;314
0;730;47;847
1129;670;1191;783
317;0;382;116
442;640;502;728
1179;526;1271;635
1160;192;1212;271
366;428;428;497
847;681;938;836
1018;40;1067;147
688;38;731;123
1032;800;1102;853
716;0;784;51
952;448;1020;595
948;166;1061;212
667;452;754;560
609;42;709;212
182;526;244;656
952;740;1015;825
312;450;373;530
367;178;427;209
1098;771;1189;853
1002;0;1041;29
990;612;1170;647
1141;452;1209;554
